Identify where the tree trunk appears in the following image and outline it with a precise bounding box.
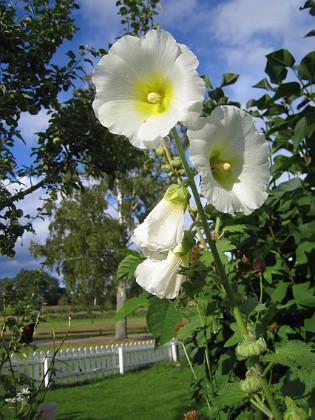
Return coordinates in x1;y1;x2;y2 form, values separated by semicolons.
115;179;128;339
116;278;127;339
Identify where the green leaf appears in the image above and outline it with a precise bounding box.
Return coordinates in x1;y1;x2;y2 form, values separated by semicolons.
261;340;315;371
304;312;315;333
295;241;315;266
298;51;315;82
202;74;213;89
175;316;201;342
292;282;315;307
114;292;149;321
222;224;258;234
220;73;239;87
213;382;247;409
272;178;303;197
270;282;289;303
252;78;274;90
266;49;296;67
304;29;315;37
293;116;307;149
116;253;145;281
147;299;182;346
224;323;242;348
240;295;258;317
273;82;300;100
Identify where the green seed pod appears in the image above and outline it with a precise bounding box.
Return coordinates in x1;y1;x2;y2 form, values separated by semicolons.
236;337;267;359
155;145;165;156
240;368;261;395
161;164;172;173
172;156;182;168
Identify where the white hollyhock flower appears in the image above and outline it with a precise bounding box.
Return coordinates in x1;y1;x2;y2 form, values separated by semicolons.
135;244;190;299
92;29;205;149
188;106;270;215
132;184;189;260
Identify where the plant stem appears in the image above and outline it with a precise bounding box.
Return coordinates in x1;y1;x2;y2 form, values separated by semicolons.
181;342;212;413
172;127;282;419
172;127;248;338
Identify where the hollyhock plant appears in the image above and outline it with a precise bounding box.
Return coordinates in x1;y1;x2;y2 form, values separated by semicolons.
135;234;193;299
92;29;205;149
132;184;189;260
188;106;270;215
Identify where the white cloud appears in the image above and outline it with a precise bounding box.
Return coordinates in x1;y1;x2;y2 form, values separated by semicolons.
18;110;50;146
76;0;121;49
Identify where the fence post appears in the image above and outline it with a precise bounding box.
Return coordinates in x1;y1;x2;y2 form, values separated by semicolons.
170;340;179;363
118;347;124;375
43;357;52;388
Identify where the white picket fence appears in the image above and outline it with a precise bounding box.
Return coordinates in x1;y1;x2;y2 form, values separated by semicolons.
6;340;180;387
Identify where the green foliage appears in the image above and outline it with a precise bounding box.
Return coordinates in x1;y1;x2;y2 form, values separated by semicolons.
116;0;161;36
0;0;87;256
116;252;145;281
0;269;62;311
31;181;122;306
147;298;182;346
126;4;315;418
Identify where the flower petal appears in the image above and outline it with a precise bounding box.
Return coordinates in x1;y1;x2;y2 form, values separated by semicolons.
92;29;205;149
188;106;270;215
135;251;187;299
132;198;185;258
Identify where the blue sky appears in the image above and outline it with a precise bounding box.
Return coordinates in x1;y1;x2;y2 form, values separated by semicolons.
1;0;313;280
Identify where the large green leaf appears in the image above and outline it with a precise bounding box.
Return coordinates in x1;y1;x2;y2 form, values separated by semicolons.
116;253;145;280
146;299;182;346
213;382;247;409
292;282;315;307
114;292;149;321
220;73;239;87
298;51;315;82
273;82;301;101
266;49;296;67
261;340;315;371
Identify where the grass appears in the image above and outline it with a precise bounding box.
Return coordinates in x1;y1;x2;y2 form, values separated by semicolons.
35;315;148;338
44;361;200;419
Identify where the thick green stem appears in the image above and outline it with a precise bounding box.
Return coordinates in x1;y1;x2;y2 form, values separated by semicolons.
172;127;282;419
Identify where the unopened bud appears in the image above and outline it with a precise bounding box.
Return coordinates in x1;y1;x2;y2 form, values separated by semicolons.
155;145;165;156
253;256;266;273
240;368;261;395
236;337;267;359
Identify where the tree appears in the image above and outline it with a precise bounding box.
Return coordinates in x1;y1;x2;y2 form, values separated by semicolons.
31;180;123;307
0;0;85;256
0;269;61;310
0;0;147;257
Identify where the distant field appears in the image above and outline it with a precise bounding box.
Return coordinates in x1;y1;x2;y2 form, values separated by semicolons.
0;313;149;350
35;315;148;339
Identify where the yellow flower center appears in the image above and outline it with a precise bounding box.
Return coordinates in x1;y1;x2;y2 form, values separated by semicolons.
210;158;232;187
212;162;231;173
147;92;161;103
134;74;173;118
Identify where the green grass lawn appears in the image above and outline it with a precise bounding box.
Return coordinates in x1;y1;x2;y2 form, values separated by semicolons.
44;361;200;420
35;315;148;338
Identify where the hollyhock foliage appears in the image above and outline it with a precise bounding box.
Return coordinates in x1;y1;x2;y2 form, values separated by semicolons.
92;29;205;149
188;106;270;215
132;184;189;260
